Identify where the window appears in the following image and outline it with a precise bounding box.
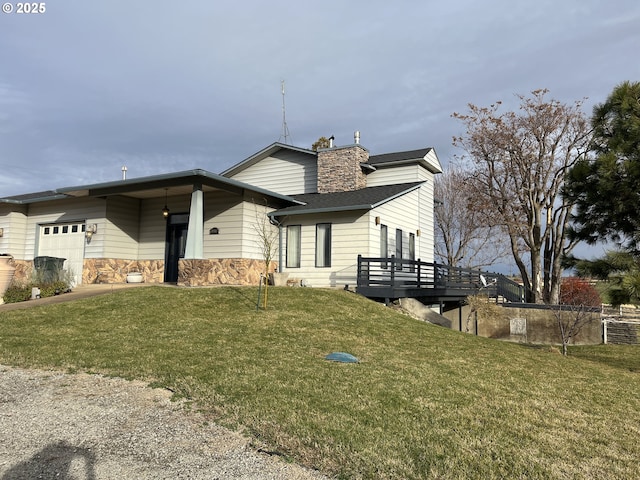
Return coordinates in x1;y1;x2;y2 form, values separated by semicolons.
315;223;331;267
395;229;403;270
286;225;301;268
380;224;388;269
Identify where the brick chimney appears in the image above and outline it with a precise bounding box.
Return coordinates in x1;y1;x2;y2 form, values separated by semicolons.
317;133;369;193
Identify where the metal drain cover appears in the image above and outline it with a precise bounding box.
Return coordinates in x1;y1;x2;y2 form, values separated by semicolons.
325;352;358;363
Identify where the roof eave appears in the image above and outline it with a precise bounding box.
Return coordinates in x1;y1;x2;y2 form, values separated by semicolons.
369;158;442;174
0;194;71;205
370;182;424;208
269;181;425;218
56;169;304;205
269;204;372;218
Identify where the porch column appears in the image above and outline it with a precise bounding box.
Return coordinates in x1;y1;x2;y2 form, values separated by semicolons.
184;183;204;259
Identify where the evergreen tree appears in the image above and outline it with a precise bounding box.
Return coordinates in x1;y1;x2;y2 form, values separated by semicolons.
564;81;640;251
568;250;640;306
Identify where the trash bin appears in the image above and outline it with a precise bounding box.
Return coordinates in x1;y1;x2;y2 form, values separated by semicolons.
33;256;66;283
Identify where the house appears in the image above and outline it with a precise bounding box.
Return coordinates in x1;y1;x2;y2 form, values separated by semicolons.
0;132;443;289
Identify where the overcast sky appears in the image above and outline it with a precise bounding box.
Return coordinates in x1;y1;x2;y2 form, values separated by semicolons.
0;0;638;198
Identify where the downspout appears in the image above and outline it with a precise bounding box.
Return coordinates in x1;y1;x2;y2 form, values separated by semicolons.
269;214;283;273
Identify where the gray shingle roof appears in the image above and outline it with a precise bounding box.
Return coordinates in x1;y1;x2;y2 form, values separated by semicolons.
367;148;433;166
270;181;424;217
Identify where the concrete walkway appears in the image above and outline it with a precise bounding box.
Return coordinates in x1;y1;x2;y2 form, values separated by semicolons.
0;283;159;312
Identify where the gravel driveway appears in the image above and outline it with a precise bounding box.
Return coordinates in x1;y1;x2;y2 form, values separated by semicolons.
0;366;329;479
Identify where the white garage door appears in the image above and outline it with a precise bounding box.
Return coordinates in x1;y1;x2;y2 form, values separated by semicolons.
38;222;86;285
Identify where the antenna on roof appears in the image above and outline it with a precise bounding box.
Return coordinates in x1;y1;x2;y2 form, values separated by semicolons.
279;80;292;145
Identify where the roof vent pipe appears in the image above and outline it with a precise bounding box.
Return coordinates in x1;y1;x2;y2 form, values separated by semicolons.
354;130;360;144
121;166;127;180
329;135;334;148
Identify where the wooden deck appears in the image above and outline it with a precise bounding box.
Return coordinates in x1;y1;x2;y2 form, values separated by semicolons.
356;255;525;303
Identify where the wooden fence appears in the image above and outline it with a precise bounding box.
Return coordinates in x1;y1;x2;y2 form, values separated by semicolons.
602;305;640;345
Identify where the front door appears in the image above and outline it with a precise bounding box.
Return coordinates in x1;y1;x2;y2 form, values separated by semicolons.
164;214;189;283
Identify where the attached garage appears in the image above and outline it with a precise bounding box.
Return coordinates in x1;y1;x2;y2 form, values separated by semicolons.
37;222;86;286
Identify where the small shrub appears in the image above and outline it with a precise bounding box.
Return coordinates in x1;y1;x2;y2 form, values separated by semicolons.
2;267;73;304
3;282;33;304
39;281;71;298
32;267;73;298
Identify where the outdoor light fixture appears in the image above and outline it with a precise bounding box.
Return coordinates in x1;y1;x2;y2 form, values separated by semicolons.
375;216;381;225
0;228;3;237
85;224;98;240
209;227;219;235
162;188;170;218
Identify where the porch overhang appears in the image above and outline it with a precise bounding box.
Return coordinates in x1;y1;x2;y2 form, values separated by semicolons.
57;169;304;207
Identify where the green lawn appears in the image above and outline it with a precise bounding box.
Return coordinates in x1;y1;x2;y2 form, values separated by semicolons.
1;286;638;479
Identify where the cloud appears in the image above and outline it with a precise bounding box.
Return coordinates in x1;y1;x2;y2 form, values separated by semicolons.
0;0;638;196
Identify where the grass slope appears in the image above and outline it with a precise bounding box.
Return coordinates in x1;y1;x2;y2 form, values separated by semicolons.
1;286;638;479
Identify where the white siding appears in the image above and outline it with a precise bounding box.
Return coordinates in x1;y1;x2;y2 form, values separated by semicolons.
280;211;369;288
134;192;268;262
424;149;443;173
26;198;106;261
229;150;317;195
419;179;436;263
371;185;435;263
203;192;246;258
0;206;28;259
239;200;278;260
103;196;141;258
366;164;436;263
273;165;438;288
138;194;190;260
205;197;277;261
374;193;418;259
366;164;427;187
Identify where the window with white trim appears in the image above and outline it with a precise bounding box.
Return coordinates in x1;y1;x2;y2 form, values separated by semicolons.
380;224;388;269
286;225;301;268
396;228;403;270
315;223;331;267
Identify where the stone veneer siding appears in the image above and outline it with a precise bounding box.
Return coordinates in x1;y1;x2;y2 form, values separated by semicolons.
83;259;165;284
11;257;274;287
11;260;33;284
317;145;369;193
178;259;276;287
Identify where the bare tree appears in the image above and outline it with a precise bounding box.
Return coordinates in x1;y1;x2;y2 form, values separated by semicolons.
434;164;510;269
554;277;602;355
252;199;279;308
252;199;278;274
453;90;591;304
